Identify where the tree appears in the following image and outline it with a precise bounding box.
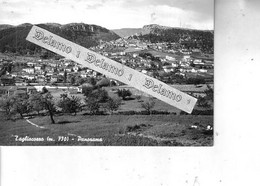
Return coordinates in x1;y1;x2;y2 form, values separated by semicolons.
117;89;132;100
41;92;56;124
93;88;109;103
13;95;31;118
57;93;70;113
42;86;48;93
136;95;142;102
84;88;109;103
83;87;110;115
141;98;155;115
64;70;67;83
58;94;82;115
76;77;87;85
204;84;213;102
104;98;121;114
82;86;94;97
69;76;76;85
0;95;16;119
41;64;47;70
96;78;110;87
197;84;213;108
88;77;96;86
86;97;100;115
70;95;82;115
197;95;209;108
29;93;44;115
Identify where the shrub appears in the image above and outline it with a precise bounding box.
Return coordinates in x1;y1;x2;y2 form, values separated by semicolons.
141;98;155;115
42;86;48;93
118;126;126;134
151;110;170;115
186;78;205;85
117;110;136;115
104;98;121;114
136;95;142;102
125;124;152;133
117;89;132;100
180;111;189;115
180;109;213;115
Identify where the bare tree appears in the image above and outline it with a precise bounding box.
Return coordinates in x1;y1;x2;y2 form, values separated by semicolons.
41;92;56;124
104;97;121;114
141;98;155;115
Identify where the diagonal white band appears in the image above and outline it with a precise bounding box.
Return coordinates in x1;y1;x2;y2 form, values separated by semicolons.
26;25;197;113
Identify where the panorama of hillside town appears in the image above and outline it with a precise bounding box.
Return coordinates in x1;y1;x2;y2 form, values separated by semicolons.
0;24;214;146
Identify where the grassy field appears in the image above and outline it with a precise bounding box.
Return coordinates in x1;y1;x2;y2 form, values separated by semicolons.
0;84;213;146
49;87;184;114
0;111;213;146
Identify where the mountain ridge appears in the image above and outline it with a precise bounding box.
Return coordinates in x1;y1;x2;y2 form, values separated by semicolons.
0;23;214;55
112;24;213;37
0;22;120;54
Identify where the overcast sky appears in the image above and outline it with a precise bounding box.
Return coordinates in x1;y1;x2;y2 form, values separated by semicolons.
0;0;214;30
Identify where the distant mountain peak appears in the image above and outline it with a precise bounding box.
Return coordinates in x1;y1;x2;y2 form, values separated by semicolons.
112;24;200;38
143;24;170;30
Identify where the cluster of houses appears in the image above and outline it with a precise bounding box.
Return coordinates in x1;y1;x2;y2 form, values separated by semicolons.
0;58;102;87
0;36;213;97
90;37;214;79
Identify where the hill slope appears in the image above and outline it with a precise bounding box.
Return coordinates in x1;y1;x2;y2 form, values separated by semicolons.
113;24;213;53
0;23;120;54
141;24;214;53
0;24;14;31
112;28;142;38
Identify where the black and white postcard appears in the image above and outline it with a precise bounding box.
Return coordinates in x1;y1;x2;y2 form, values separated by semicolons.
0;0;214;146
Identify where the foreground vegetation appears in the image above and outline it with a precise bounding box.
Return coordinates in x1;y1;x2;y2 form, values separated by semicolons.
0;84;213;146
0;112;213;146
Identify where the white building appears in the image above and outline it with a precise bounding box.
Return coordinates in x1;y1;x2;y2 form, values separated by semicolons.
165;55;175;61
23;68;35;74
198;69;208;73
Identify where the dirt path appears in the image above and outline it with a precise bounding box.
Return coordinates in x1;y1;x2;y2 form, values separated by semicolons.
24;117;45;129
24;117;82;138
